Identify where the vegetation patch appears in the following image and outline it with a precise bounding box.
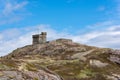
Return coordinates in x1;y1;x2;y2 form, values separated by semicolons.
26;63;38;71
76;68;94;79
34;77;38;80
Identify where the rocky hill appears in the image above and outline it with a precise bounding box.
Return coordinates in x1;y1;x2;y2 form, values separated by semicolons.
0;38;120;80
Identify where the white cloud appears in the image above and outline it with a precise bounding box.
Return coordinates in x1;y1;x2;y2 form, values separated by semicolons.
0;24;71;56
107;25;120;31
2;1;28;16
87;21;114;29
1;24;120;56
0;17;22;25
83;25;120;48
0;0;28;25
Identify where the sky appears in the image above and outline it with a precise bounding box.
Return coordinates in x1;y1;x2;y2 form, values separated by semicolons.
0;0;120;56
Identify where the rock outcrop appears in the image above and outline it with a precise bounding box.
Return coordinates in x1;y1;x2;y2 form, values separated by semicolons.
0;70;62;80
109;50;120;64
0;38;120;80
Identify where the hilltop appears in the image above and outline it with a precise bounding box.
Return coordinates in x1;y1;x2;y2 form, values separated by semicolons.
0;38;120;80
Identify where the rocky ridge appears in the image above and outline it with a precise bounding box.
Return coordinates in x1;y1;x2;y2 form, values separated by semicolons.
0;38;120;80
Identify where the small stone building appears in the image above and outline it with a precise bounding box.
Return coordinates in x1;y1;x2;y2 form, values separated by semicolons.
56;38;72;43
32;32;47;44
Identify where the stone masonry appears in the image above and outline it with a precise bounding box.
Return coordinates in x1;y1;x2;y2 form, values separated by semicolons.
32;32;47;44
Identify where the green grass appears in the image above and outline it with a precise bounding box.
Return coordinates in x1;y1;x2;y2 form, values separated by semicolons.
26;63;38;71
76;68;94;79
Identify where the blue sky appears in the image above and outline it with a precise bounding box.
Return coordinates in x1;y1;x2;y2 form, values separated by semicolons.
0;0;120;56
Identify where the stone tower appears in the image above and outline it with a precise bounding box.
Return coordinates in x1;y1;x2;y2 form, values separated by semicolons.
32;32;47;44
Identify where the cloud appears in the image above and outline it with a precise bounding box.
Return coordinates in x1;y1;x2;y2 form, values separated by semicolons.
84;22;120;48
0;24;71;56
0;0;29;25
2;1;28;16
0;24;120;56
87;21;114;29
107;25;120;31
0;17;22;25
